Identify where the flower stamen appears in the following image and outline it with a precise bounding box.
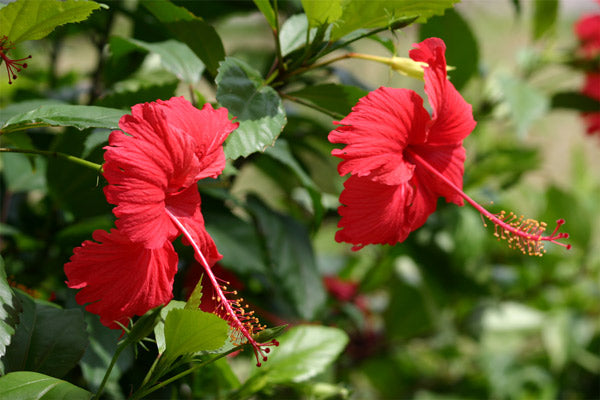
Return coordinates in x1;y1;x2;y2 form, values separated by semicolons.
407;149;571;255
166;210;278;366
0;36;32;84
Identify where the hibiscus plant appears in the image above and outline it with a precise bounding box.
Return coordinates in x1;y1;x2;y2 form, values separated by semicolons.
0;0;598;399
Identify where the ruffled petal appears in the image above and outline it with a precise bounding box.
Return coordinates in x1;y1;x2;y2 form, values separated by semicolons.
103;125;201;248
328;87;430;185
334;175;437;250
105;99;217;248
165;185;223;267
409;144;466;206
410;38;476;145
64;229;178;329
152;98;238;180
575;14;600;58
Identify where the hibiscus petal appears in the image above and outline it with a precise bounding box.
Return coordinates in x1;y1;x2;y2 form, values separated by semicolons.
335;175;437;250
328;87;430;185
104;106;205;248
64;229;178;329
409;38;476;145
409;143;466;206
165;185;222;267
153;98;238;180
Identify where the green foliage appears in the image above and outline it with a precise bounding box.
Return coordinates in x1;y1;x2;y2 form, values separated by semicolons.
532;0;559;39
419;8;479;90
1;291;88;378
301;0;459;40
551;91;600;112
1;104;124;134
163;308;229;360
0;258;21;374
109;36;205;84
216;57;287;159
0;371;92;400
287;83;368;116
0;0;101;44
253;0;277;30
141;0;225;76
246;196;326;320
236;325;349;396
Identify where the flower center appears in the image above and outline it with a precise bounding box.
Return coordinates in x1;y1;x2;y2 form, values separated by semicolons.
165;209;279;366
405;148;571;255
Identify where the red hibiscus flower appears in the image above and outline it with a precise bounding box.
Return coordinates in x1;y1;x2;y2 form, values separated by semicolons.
582;72;600;134
574;10;600;136
575;13;600;59
329;38;570;255
65;97;278;365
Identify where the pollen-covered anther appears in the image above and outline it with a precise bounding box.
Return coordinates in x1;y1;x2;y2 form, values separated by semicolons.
210;281;279;367
485;211;571;256
0;36;32;84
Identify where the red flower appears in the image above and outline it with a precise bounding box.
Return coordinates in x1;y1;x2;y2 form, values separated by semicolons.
575;13;600;59
65;97;235;327
65;97;278;365
582;73;600;134
329;38;474;249
574;10;600;136
65;229;178;328
103;98;233;257
329;38;570;255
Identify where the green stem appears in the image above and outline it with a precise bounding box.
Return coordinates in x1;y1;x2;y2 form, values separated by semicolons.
280;93;345;120
0;147;103;173
131;346;242;399
93;341;127;400
272;0;283;71
286;53;352;78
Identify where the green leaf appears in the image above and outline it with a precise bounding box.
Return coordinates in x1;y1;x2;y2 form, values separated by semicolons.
163;308;229;360
94;70;179;109
252;324;288;344
142;0;225;76
154;301;186;354
243;325;348;393
2;291;88;378
0;99;65;127
279;14;313;57
551;91;600;112
0;371;92;400
495;73;549;137
301;0;343;26
287;83;367;115
0;149;47;193
263;139;324;224
185;279;204;310
46;129;110;219
121;306;163;347
532;0;558;40
205;211;266;275
79;314;134;397
110;36;205;84
0;258;22;374
246;196;325;320
1;104;125;134
0;0;101;44
302;0;459;41
253;0;277;29
216;57;287;159
419;8;479;90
